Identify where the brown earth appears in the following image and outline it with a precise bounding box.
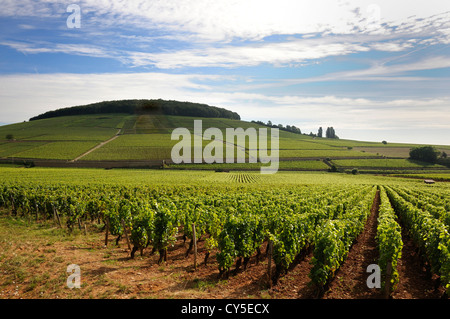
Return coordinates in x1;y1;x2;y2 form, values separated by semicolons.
323;190;445;299
0;197;446;300
322;190;382;299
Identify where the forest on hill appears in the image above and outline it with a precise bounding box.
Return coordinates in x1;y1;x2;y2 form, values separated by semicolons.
29;99;241;121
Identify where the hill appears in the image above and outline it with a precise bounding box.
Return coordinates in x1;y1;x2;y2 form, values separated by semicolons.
29;99;240;121
0;100;449;173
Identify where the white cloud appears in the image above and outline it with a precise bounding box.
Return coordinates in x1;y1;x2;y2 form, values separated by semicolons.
125;38;370;68
241;55;450;90
336;55;450;79
75;0;450;43
369;41;414;52
3;0;450;42
0;72;220;122
1;1;449;70
1;1;450;145
0;36;372;69
1;72;449;145
0;41;112;58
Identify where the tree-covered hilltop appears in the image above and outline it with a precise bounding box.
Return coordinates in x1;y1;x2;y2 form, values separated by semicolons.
29;99;241;121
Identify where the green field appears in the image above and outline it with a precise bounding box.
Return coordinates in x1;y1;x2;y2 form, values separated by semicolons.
0;142;47;158
0;166;449;300
171;159;329;171
279;149;377;158
0;166;419;186
0;113;378;162
1;102;449;301
0;167;450;298
332;158;445;169
11;141;99;160
391;173;450;181
0;114;122;141
0;113;449;174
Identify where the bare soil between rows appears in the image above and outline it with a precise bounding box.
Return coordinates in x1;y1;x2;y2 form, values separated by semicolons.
0;192;445;299
323;190;445;299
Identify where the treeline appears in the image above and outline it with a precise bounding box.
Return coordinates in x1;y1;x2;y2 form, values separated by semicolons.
252;121;339;139
409;145;450;167
309;126;338;138
29;99;241;121
251;120;302;134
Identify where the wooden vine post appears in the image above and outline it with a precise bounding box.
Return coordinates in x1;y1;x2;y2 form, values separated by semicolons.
52;205;62;228
104;217;110;247
122;219;131;251
192;223;198;270
384;260;393;299
267;240;273;288
9;196;15;217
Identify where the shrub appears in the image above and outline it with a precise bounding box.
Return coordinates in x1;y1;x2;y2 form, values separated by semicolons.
409;146;439;163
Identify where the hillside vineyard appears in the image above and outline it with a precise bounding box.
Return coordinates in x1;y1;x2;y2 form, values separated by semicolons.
171;120;280;174
1;175;449;298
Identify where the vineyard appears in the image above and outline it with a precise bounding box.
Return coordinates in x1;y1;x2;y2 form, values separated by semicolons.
227;173;260;183
0;168;449;299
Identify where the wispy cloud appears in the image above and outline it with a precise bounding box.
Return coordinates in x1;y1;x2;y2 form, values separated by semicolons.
0;41;112;58
0;72;225;121
3;0;449;40
1;1;449;70
1;34;440;70
123;38;371;69
237;55;450;93
1;72;449;133
1;1;450;145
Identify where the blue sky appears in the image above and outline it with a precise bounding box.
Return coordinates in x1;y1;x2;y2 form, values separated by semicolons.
0;0;450;145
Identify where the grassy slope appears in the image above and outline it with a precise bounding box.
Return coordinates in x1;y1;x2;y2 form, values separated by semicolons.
0;166;434;187
332;158;445;168
0;113;448;171
0;114;122;160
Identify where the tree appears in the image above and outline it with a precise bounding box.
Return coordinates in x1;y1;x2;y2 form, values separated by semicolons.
328;165;338;172
326;127;336;138
291;125;301;134
409;146;440;163
382;140;387;145
6;134;14;141
318;127;323;138
29;99;241;121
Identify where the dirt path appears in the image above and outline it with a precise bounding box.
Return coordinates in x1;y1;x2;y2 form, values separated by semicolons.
323;190;381;299
270;248;317;299
0;192;446;300
392;227;445;299
322;189;446;299
70;129;121;162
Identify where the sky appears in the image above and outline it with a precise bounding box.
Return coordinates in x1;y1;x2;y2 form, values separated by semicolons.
0;0;449;145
